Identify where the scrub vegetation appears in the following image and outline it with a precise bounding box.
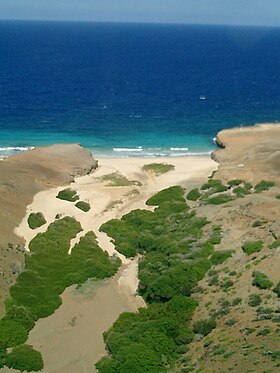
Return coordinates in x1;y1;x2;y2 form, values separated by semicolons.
97;172;142;187
97;186;229;372
75;201;91;212
0;217;120;371
56;188;79;202
142;163;175;176
27;212;47;229
186;179;275;206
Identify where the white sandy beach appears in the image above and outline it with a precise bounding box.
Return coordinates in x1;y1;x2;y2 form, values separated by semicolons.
12;155;217;373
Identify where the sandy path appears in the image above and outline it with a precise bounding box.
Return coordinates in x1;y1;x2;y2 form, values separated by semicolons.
11;156;216;372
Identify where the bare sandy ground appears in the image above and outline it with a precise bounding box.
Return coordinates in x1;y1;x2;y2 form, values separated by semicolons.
10;156;216;373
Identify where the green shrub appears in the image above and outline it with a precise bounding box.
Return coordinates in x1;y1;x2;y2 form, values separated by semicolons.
5;345;43;372
193;319;216;336
146;186;185;206
56;188;79;202
256;327;271;337
0;348;7;369
252;272;274;290
248;294;262;307
274;282;280;297
97;172;141;187
211;250;234;265
75;201;90;212
0;320;28;348
220;279;234;290
186;188;201;201
27;212;47;229
276;195;280;199
252;220;267;228
269;240;280;249
233;186;251;197
254;180;275;193
242;240;263;255
142;163;175;175
227;179;243;187
206;195;232;205
3;306;35;331
232;297;242;306
96;185;221;371
201;179;223;190
209;226;222;245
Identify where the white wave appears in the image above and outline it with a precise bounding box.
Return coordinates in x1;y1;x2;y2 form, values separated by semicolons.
170;147;189;151
113;147;143;152
0;146;34;152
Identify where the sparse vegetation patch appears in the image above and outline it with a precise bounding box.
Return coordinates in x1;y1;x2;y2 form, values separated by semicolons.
142;163;175;175
97;172;142;187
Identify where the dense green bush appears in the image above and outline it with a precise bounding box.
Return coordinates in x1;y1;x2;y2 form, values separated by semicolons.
242;240;264;255
75;201;91;212
210;250;235;265
269;240;280;249
0;348;7;369
193;319;216;336
209;226;222;245
0;320;28;348
233;186;251;197
201;179;224;190
96;296;197;372
27;212;47;229
252;271;274;290
227;179;243;187
2;306;35;331
146;186;185;206
186;188;201;201
254;180;275;193
5;345;43;372
248;294;262;307
56;188;79;202
274;282;280;297
206;195;232;205
97;187;219;372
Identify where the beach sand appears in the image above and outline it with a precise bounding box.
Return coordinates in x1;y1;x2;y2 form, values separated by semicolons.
9;155;216;373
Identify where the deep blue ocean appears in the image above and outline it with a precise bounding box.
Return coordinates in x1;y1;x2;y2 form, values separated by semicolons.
0;21;280;158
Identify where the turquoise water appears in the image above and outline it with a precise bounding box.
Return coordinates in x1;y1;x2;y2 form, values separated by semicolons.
1;21;280;157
